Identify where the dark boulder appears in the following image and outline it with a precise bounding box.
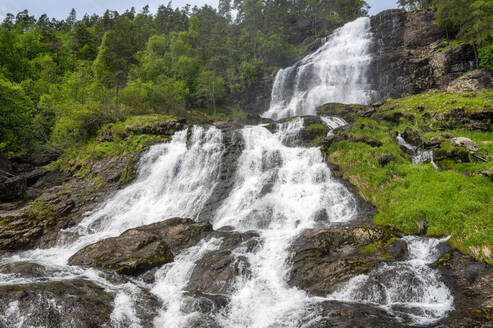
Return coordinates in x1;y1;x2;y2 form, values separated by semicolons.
288;227;406;296
68;218;213;275
186;230;259;294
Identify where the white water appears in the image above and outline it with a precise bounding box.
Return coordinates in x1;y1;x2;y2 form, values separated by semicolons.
0;17;454;328
321;116;348;136
397;134;439;169
328;236;453;325
262;17;376;120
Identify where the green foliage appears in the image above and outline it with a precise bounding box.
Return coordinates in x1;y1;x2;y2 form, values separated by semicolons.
479;44;493;71
0;76;33;154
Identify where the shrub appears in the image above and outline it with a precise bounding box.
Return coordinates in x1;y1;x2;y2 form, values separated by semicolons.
479;44;493;71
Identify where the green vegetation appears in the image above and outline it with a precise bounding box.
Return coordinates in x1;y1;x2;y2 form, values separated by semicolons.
0;1;369;157
326;91;493;264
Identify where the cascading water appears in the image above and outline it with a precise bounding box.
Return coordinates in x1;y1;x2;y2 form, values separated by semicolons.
262;17;376;120
0;16;454;328
397;134;439;169
328;236;453;325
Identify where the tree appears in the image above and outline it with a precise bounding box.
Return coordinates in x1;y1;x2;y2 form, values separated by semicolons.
93;16;146;105
0;76;33;154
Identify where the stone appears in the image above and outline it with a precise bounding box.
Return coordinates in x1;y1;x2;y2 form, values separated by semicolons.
288;227;406;296
480;168;493;181
437;250;493;327
68;218;213;275
451;137;478;153
447;69;493;92
0;175;26;202
126;119;185;136
401;127;424;147
186;230;259;294
0;279;114;328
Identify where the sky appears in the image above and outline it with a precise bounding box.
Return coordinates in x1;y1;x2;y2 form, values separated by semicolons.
0;0;398;20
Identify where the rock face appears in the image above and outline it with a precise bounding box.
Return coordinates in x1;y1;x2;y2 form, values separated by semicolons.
288;227;407;296
0;279;114;328
369;10;488;100
437;250;493;327
68;218;213;275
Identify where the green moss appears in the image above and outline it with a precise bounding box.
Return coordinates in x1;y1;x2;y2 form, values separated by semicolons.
308;123;329;135
327;91;493;264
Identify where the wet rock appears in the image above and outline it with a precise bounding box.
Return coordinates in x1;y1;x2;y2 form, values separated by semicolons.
198;130;244;221
0;175;26;202
437;250;493;327
378;153;394;167
401;127;424;147
186;230;259;294
0;191;74;251
303;300;405;328
451;137;478;153
288;227;406;296
69;218;213;275
0;279;113;327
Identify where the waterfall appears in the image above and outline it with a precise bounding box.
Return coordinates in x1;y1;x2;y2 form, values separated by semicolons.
262;17;376;120
0;16;454;328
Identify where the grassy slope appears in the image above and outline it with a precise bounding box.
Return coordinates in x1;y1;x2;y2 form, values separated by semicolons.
326;91;493;264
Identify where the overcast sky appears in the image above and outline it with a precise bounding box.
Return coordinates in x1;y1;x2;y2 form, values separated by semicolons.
0;0;398;20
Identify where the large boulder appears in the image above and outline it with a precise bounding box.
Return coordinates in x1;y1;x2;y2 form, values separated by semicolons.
186;230;259;294
68;218;213;275
288;226;407;296
0;279;114;328
451;137;479;153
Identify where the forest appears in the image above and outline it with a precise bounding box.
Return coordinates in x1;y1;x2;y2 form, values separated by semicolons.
0;0;492;157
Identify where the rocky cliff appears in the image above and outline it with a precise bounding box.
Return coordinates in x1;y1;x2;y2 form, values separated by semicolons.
369;9;492;99
240;9;493;116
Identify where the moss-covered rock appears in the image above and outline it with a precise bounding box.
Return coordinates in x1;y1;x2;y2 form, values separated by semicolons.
68;218;213;276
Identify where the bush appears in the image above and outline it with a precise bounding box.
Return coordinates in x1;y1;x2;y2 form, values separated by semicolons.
479;44;493;71
50;101;121;149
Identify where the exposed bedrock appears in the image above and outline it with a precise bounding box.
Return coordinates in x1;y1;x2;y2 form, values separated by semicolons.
288;226;407;296
369;9;492;99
